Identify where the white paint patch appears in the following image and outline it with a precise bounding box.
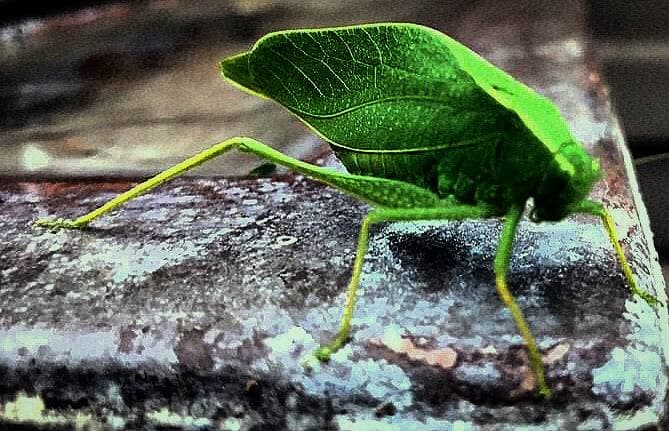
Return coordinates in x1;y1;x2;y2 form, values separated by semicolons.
146;407;211;428
592;346;662;404
336;413;473;431
0;326;176;365
78;240;203;285
258;313;414;409
526;221;606;265
36;219;237;286
264;326;316;356
0;327;114;362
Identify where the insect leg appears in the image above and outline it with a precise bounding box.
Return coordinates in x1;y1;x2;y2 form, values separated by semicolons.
34;137;253;230
315;204;550;397
574;200;662;307
35;137;443;230
495;204;550;399
312;204;492;359
312;212;373;362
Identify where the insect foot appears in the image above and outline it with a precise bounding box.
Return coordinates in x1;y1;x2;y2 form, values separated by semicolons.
313;346;334;362
34;218;87;231
636;290;664;308
301;350;328;375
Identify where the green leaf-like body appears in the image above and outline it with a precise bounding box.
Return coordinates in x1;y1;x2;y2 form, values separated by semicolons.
220;23;600;218
221;24;505;151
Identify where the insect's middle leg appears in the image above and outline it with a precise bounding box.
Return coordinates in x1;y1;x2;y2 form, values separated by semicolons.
495;205;550;398
313;204;493;361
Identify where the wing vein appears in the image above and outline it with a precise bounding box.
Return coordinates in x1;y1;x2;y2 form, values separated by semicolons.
292;95;458;118
361;27;384;64
328;133;501;154
283;34;351;92
270;47;325;97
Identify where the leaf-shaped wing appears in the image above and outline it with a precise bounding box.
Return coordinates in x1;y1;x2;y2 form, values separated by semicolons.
220;23;576;156
218;52;268;99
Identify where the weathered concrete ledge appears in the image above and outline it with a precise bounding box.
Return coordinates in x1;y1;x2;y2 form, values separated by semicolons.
1;148;668;430
1;0;668;430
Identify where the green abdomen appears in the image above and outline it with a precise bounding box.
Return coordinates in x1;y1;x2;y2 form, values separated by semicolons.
335;150;441;191
336;129;552;214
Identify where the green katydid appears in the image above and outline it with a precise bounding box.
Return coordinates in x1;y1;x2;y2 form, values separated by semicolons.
35;23;661;399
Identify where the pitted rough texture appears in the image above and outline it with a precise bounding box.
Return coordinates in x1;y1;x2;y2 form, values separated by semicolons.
1;161;667;430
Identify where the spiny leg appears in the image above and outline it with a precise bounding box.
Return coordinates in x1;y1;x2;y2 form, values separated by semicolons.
35;136;443;230
313;205;492;361
575;200;662;307
494;204;550;399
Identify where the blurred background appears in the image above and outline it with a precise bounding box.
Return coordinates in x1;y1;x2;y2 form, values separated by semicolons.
588;0;669;157
587;0;669;256
1;0;470;180
1;0;668;250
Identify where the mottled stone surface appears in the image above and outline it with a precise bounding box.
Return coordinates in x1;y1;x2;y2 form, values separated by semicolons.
1;0;668;430
1;165;667;429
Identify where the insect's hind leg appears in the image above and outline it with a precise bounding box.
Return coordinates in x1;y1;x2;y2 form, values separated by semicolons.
36;136;442;230
33;136;342;230
574;200;662;307
35;137;257;230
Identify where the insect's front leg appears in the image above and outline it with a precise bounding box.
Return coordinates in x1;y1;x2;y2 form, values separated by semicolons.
575;200;663;307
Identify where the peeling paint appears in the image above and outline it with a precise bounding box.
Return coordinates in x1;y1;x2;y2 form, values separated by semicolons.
374;325;458;369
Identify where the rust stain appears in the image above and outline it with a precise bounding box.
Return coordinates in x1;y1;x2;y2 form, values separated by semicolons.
371;337;457;369
117;327;137;354
174;329;215;371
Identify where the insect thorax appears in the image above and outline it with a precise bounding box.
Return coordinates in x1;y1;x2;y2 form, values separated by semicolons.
532;140;601;221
